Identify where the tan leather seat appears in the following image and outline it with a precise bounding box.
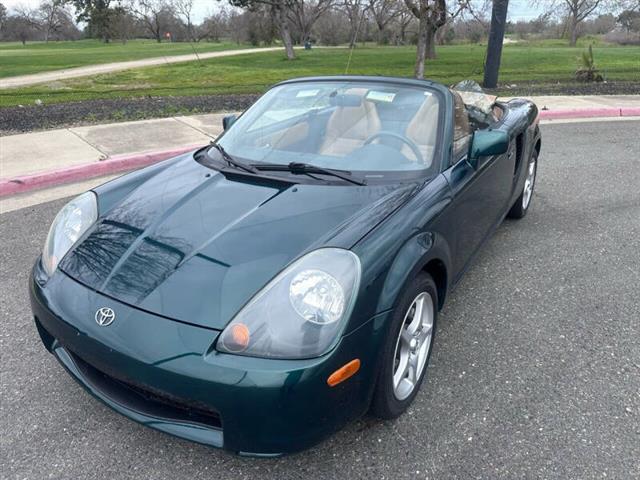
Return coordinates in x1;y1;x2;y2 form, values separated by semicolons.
402;94;439;166
319;89;381;157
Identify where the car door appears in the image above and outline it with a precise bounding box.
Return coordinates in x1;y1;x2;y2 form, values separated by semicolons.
444;93;515;280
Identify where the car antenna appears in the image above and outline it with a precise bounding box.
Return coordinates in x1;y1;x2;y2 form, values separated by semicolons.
345;8;366;74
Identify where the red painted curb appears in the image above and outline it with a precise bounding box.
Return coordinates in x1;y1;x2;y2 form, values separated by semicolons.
621;106;640;117
538;107;621;119
0;145;201;198
538;106;640;120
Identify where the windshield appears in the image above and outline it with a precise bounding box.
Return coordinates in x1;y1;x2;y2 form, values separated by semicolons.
214;81;441;176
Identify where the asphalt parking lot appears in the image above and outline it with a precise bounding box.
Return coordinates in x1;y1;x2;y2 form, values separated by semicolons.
1;120;639;479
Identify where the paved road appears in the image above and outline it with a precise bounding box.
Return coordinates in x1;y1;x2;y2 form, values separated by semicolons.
1;120;639;479
0;47;287;89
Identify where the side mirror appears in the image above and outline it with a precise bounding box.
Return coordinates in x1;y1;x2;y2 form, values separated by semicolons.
222;114;237;131
468;130;509;167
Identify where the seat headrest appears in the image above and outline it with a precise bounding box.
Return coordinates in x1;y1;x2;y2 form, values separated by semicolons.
329;94;363;108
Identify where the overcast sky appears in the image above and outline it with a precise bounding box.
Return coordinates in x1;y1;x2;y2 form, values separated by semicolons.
2;0;546;24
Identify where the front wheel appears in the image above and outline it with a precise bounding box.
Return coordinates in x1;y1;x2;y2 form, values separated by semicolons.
508;150;538;219
370;273;438;419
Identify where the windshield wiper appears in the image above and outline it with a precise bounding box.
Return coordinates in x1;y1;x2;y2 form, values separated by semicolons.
253;162;367;186
209;143;259;175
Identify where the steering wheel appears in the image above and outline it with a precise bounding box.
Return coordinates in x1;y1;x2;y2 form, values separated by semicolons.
364;131;424;164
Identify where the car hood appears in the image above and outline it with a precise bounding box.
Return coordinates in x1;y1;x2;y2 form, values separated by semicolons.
60;156;417;330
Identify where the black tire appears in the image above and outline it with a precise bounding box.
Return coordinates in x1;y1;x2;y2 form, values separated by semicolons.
370;273;438;419
508;149;539;219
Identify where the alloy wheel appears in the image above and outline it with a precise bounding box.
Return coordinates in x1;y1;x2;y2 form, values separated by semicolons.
392;292;434;401
522;157;537;210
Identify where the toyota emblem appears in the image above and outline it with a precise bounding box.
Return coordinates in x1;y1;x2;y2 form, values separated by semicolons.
95;307;115;326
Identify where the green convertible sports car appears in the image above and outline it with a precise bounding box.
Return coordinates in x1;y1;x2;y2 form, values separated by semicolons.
30;76;541;456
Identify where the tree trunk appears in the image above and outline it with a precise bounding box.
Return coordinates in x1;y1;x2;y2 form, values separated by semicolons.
569;14;578;46
349;22;358;48
376;21;385;44
399;23;407;44
274;3;296;59
436;25;446;45
483;0;509;89
426;25;436;59
351;9;366;47
414;14;428;79
301;24;310;44
280;20;296;58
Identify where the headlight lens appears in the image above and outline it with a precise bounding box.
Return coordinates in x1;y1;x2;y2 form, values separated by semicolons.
217;248;361;359
289;269;345;324
42;191;97;276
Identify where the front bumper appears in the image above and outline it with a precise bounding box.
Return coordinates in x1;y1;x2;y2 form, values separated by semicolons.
29;262;391;455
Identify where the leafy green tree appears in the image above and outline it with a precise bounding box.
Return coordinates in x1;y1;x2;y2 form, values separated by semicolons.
70;0;116;42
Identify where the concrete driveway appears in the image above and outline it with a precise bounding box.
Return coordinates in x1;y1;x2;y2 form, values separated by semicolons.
1;120;638;479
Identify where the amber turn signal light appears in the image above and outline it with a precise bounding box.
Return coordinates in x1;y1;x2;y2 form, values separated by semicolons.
229;323;250;351
327;359;361;387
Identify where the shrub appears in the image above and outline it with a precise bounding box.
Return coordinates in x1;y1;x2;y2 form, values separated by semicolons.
603;29;640;45
575;45;604;82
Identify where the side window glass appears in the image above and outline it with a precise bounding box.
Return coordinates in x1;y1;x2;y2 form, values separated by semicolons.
452;92;472;163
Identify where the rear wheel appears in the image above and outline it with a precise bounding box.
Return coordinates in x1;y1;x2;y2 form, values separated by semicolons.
508;149;538;219
370;273;437;419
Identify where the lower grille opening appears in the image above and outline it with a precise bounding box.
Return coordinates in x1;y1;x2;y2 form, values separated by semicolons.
66;349;222;430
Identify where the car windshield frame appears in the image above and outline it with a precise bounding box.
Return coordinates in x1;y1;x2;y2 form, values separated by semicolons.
211;79;446;184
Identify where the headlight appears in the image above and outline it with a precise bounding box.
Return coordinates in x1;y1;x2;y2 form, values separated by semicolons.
42;191;97;276
217;248;361;359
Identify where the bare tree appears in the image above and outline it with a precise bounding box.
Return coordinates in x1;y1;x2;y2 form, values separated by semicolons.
537;0;612;45
341;0;367;47
174;0;196;41
227;8;247;44
565;0;605;45
38;0;65;42
314;7;351;44
130;0;172;42
618;7;640;32
392;2;414;44
368;0;401;43
199;8;228;41
229;0;297;59
403;0;446;78
287;0;334;43
111;5;137;43
8;5;40;44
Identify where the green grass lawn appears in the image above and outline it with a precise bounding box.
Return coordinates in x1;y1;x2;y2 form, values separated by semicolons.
0;38;251;78
1;40;638;108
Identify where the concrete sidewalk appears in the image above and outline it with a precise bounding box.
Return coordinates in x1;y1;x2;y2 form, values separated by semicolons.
1;113;226;179
1;94;639;207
